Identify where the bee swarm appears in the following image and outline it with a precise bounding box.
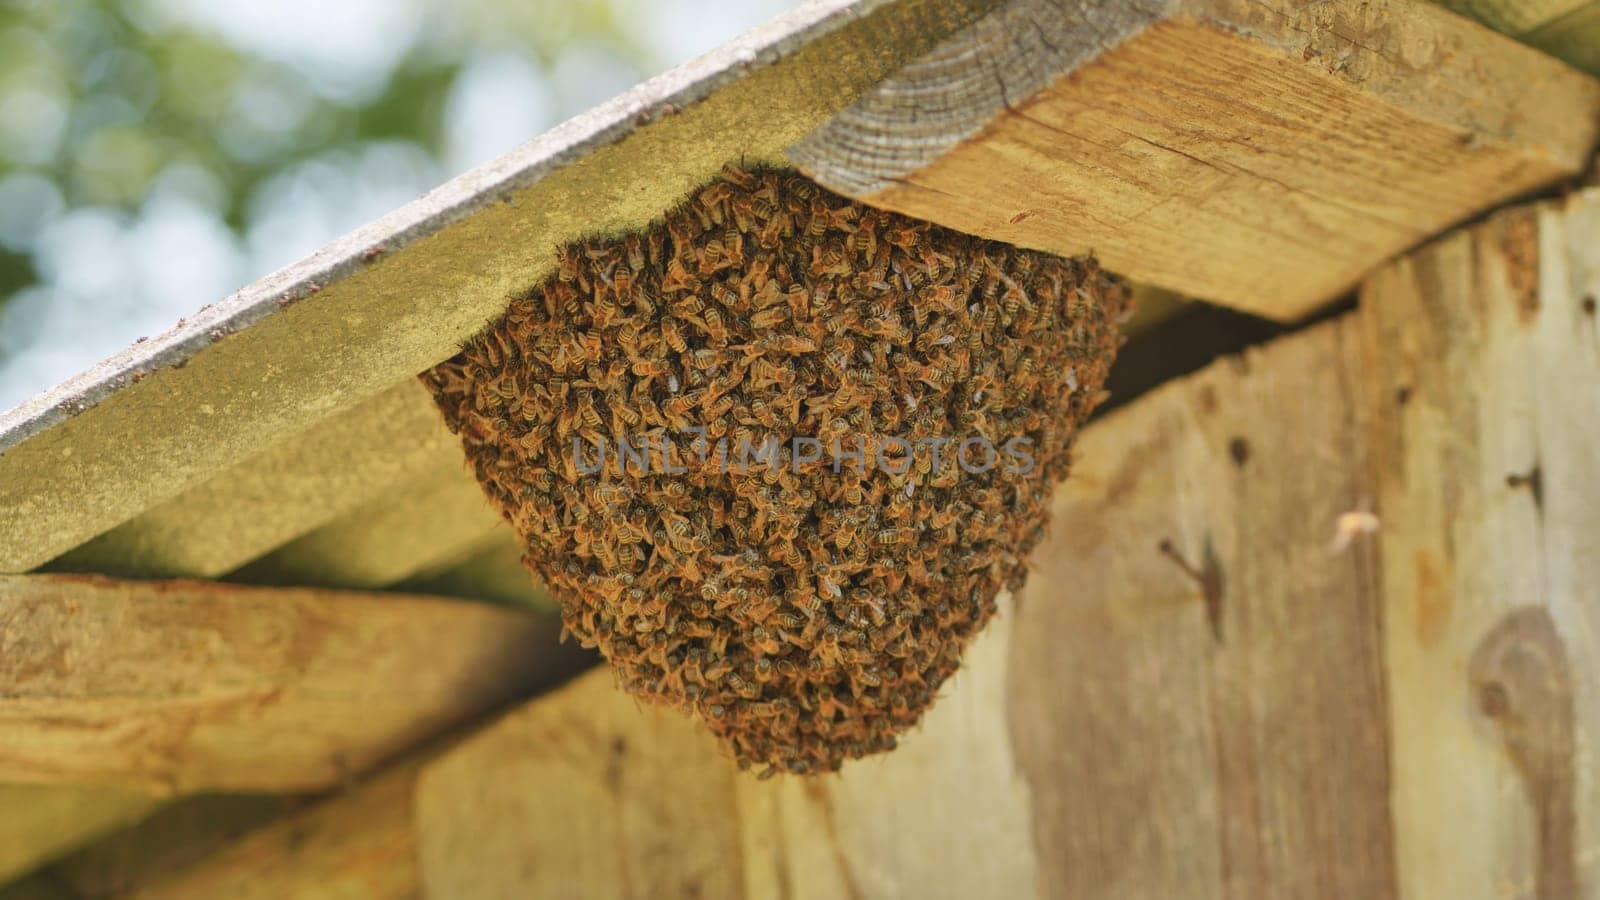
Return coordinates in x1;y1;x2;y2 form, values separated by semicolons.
424;166;1129;775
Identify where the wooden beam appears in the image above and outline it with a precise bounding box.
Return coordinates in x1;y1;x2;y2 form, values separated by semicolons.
0;785;160;885
396;533;555;611
0;0;996;574
390;193;1600;897
40;795;289;899
1359;194;1600;898
126;762;427;900
227;461;504;590
1433;0;1600;73
790;0;1600;319
1526;2;1600;72
0;574;566;793
1434;0;1591;34
45;381;458;580
4;385;493;886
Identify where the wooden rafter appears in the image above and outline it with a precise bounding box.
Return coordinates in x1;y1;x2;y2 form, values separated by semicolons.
0;574;573;793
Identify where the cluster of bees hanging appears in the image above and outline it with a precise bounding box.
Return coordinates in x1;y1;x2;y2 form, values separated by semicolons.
424;165;1129;775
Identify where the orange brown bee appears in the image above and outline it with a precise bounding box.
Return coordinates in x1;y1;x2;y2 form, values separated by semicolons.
422;165;1129;776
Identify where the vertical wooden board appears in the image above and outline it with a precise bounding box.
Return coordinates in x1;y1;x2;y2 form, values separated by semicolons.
735;595;1041;900
1359;193;1600;899
1005;318;1395;899
414;671;746;900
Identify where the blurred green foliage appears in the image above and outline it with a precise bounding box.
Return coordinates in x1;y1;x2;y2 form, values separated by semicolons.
0;0;650;302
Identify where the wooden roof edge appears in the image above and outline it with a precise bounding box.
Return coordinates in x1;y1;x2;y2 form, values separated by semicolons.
0;0;976;455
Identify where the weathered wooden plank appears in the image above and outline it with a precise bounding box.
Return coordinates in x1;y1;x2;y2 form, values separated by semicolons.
38;795;289;899
0;574;564;793
46;381;457;580
228;461;503;591
0;785;160;885
734;593;1041;899
127;762;426;900
396;533;555;610
791;0;1600;319
1;385;482;887
1435;0;1591;34
0;0;996;574
1016;319;1393;898
415;673;746;900
397;315;1395;898
1525;2;1600;71
1432;0;1600;73
1359;194;1600;898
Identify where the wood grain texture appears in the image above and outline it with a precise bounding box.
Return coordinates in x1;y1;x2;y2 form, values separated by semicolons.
0;0;996;574
1018;317;1395;898
0;574;564;793
791;0;1600;319
1359;194;1600;900
414;672;746;900
3;386;510;885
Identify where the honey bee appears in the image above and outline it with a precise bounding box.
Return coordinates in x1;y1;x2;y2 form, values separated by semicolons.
662;319;687;353
589;294;618;329
672;294;705;318
661;258;696;293
750;306;786;330
720;165;756;189
701;308;728;344
556;245;581;282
